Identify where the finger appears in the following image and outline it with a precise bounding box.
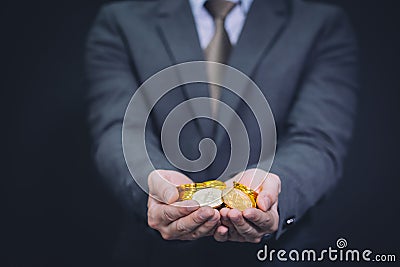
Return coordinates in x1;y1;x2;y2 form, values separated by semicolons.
257;173;281;211
188;209;220;239
214;225;229;242
168;207;215;236
148;171;179;204
228;209;260;242
219;208;232;226
220;208;245;241
147;194;155;208
265;201;279;234
243;208;273;230
220;208;234;228
219;208;234;236
158;200;199;223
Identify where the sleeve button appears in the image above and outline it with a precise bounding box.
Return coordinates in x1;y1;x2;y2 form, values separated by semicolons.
286;217;295;225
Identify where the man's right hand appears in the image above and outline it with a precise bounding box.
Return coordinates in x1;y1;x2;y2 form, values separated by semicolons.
147;170;221;241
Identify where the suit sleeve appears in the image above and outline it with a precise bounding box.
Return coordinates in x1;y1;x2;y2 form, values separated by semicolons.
268;8;359;238
85;6;175;221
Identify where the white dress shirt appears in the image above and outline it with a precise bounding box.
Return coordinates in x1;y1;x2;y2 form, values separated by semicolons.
189;0;254;49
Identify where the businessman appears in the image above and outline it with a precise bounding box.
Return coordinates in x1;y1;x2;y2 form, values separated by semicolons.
85;0;358;265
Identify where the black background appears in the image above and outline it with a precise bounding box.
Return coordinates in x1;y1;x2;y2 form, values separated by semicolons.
2;0;400;266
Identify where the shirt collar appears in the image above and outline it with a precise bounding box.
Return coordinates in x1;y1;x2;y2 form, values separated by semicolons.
189;0;254;15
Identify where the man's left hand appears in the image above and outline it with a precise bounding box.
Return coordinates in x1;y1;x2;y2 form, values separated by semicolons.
214;169;281;243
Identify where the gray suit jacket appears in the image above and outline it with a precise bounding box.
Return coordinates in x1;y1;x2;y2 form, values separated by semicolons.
85;0;358;264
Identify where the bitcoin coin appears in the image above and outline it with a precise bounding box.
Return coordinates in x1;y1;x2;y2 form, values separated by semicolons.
192;188;223;208
222;187;256;211
177;180;227;204
233;182;258;200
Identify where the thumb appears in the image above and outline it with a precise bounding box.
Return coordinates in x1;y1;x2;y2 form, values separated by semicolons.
148;170;179;204
256;173;281;211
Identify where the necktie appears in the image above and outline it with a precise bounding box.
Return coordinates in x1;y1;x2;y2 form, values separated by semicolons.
204;0;237;117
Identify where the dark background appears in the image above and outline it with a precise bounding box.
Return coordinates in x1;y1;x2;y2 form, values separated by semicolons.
2;0;400;266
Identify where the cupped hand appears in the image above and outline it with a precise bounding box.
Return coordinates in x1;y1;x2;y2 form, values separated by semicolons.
214;169;281;243
147;170;221;240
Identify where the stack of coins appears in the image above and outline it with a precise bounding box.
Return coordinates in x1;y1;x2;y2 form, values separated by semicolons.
177;180;226;208
177;180;258;211
177;183;199;201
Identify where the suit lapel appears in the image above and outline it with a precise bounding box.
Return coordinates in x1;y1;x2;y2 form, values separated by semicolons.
156;0;204;64
216;0;289;144
227;0;288;77
155;0;289;141
156;1;212;137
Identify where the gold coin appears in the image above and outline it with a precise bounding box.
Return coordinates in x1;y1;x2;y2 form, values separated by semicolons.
203;180;226;189
178;187;197;201
177;180;227;203
192;188;223;208
177;183;197;190
222;187;256;211
233;182;258;199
